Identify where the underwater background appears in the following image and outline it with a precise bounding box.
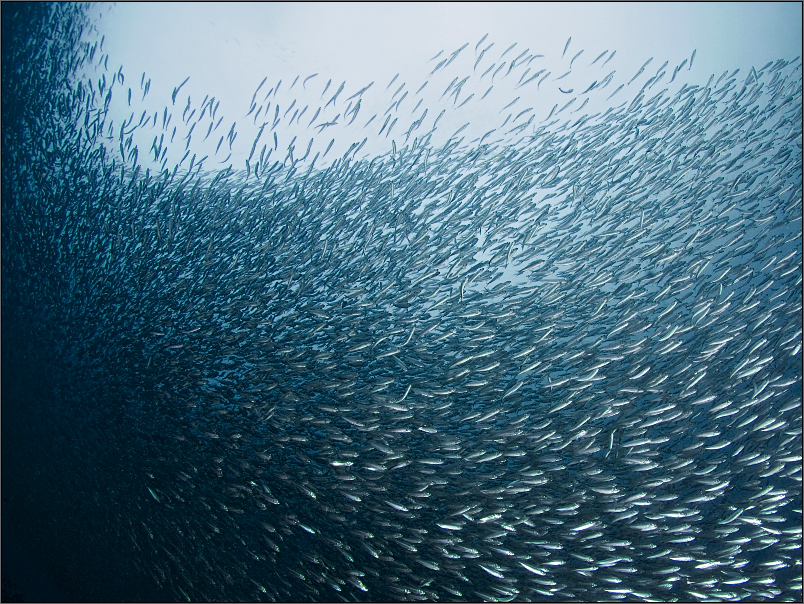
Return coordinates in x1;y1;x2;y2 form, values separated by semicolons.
2;3;802;601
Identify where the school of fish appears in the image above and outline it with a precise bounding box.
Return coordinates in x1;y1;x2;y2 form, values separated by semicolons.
2;4;802;602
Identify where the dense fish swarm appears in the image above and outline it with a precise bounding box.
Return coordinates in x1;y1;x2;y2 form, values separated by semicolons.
3;4;802;602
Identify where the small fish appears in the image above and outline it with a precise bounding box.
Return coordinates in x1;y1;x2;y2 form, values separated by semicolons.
475;33;488;54
590;50;608;66
302;73;318;89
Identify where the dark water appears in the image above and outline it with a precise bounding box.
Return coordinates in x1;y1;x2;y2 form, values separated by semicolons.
3;4;801;602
